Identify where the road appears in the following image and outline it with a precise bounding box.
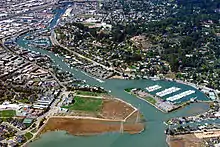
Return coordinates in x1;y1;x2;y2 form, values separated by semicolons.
51;115;123;122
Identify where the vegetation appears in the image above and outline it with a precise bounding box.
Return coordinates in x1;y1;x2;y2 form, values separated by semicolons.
55;0;220;90
18;98;31;104
0;110;16;117
144;97;157;105
62;96;102;112
31;128;38;133
25;132;33;140
124;88;134;93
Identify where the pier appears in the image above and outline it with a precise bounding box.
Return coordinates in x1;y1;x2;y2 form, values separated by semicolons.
166;90;196;102
146;85;162;92
156;87;181;97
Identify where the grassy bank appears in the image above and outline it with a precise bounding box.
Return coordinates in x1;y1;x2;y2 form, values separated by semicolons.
62;96;102;112
25;132;33;140
143;97;157;105
0;110;16;117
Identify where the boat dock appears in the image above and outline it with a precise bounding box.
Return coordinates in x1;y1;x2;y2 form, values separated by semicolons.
156;87;181;97
146;85;162;92
166;90;196;102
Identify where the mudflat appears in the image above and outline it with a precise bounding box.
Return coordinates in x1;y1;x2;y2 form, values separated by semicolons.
40;117;144;136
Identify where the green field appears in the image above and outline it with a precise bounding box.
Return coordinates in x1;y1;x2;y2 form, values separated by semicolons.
25;132;33;140
62;96;102;112
144;97;157;105
18;99;30;104
0;110;16;117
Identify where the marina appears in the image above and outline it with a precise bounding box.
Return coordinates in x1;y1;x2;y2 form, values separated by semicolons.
166;90;196;102
146;85;162;92
156;87;181;97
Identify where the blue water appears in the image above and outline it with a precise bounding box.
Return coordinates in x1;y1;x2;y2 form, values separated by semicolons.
147;80;209;103
49;4;67;29
14;3;212;147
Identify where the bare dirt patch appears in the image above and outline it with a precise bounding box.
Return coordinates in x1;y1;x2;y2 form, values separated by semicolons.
40;118;144;136
100;99;135;120
64;98;136;121
46;97;145;136
130;35;152;51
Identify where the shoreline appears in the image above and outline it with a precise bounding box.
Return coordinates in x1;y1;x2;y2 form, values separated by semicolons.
11;9;214;147
124;90;167;113
14;28;218;98
80;70;105;83
30;96;145;144
109;75;124;79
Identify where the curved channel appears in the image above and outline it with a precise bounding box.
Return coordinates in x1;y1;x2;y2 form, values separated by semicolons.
14;3;210;147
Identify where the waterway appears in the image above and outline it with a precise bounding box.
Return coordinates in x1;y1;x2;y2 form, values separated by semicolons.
15;3;212;147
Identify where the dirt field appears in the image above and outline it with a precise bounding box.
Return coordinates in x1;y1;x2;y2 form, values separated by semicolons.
167;134;205;147
65;98;136;121
101;99;135;120
40;118;144;136
43;97;145;136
